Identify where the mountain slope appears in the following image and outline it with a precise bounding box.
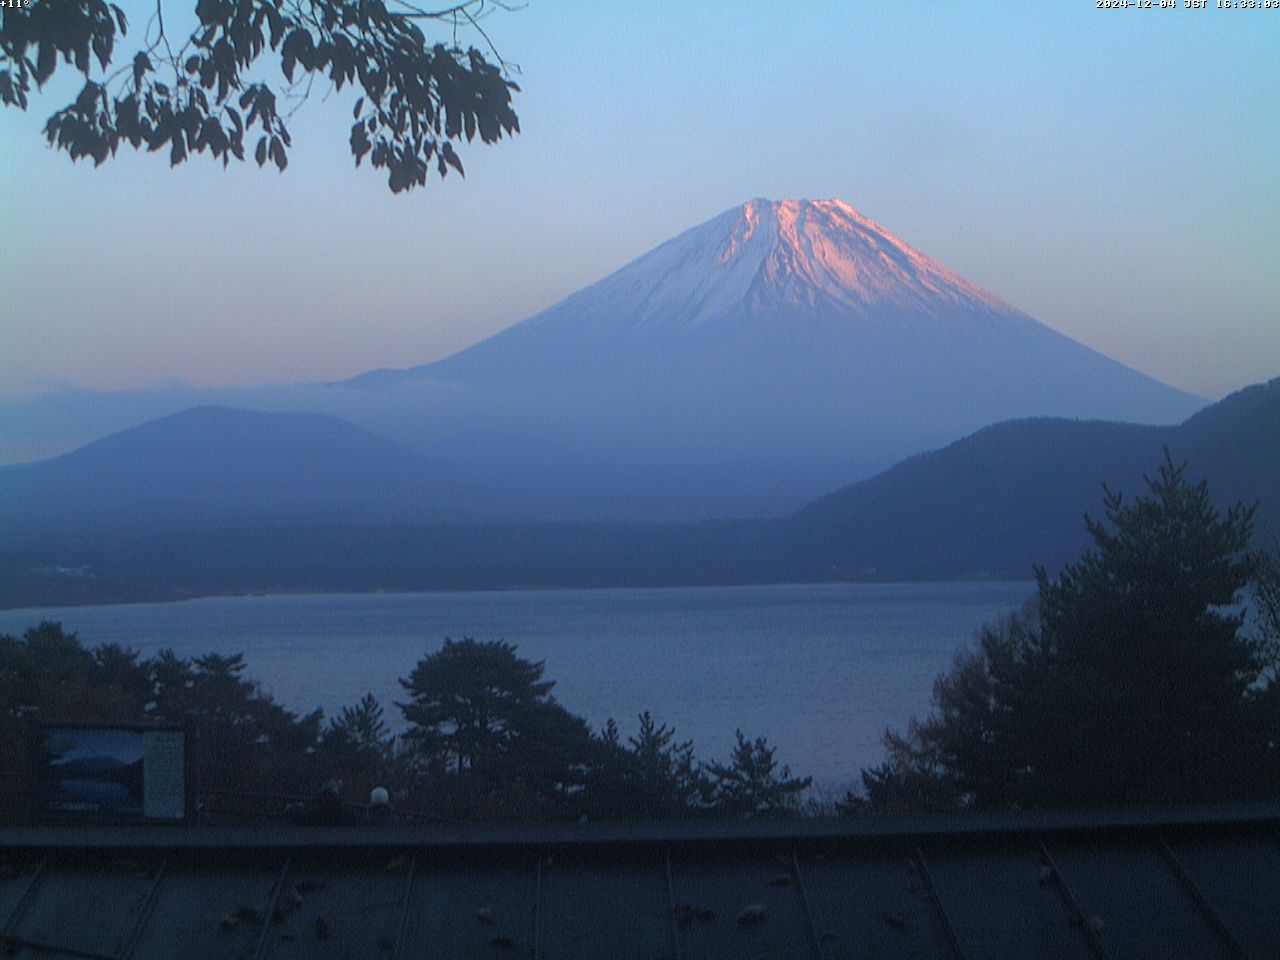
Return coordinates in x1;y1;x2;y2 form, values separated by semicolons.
0;406;461;525
790;376;1280;578
342;199;1204;512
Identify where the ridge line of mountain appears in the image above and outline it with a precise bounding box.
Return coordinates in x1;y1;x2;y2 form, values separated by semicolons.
1;375;1272;609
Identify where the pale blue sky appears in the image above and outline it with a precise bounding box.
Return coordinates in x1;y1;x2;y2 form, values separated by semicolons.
2;1;1277;399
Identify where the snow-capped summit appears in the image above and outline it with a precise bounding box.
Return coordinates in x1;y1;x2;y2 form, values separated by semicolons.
478;198;1020;339
543;198;1013;330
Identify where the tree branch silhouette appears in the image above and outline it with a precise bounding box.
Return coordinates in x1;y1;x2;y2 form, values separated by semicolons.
0;1;521;193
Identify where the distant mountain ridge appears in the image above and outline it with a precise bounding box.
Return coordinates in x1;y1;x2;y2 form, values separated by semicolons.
1;377;1272;608
0;406;468;525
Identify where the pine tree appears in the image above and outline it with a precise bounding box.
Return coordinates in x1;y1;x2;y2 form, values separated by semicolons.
704;730;811;816
398;638;554;776
864;453;1273;809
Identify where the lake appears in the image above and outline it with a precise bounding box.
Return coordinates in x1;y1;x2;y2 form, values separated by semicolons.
0;582;1035;789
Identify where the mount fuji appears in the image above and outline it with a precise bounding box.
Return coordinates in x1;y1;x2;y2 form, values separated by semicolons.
340;198;1203;515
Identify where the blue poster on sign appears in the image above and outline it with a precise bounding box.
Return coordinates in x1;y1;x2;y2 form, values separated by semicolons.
36;724;185;822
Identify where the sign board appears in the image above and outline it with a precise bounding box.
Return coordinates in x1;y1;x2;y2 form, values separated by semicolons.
34;722;187;822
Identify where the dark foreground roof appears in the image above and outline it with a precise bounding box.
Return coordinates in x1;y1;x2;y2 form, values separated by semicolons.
2;804;1277;959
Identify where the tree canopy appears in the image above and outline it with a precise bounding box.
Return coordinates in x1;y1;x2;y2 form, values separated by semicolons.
588;711;707;819
857;453;1276;811
0;1;520;192
0;623;323;814
396;638;817;818
398;636;556;776
703;729;812;817
2;624;815;823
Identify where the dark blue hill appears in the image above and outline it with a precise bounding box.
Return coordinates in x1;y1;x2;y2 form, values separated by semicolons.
0;406;463;525
790;376;1280;578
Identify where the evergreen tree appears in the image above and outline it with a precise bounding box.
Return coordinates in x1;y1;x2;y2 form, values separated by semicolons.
1253;548;1280;656
0;622;153;726
328;692;392;754
315;693;404;802
585;712;707;819
862;453;1273;809
628;711;705;816
498;698;594;816
398;637;554;776
704;730;811;817
397;637;599;817
150;650;323;806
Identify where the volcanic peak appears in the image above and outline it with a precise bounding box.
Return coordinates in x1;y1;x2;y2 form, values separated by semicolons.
530;198;1022;336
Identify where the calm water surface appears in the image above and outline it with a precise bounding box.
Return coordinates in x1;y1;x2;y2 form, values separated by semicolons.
0;582;1035;788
